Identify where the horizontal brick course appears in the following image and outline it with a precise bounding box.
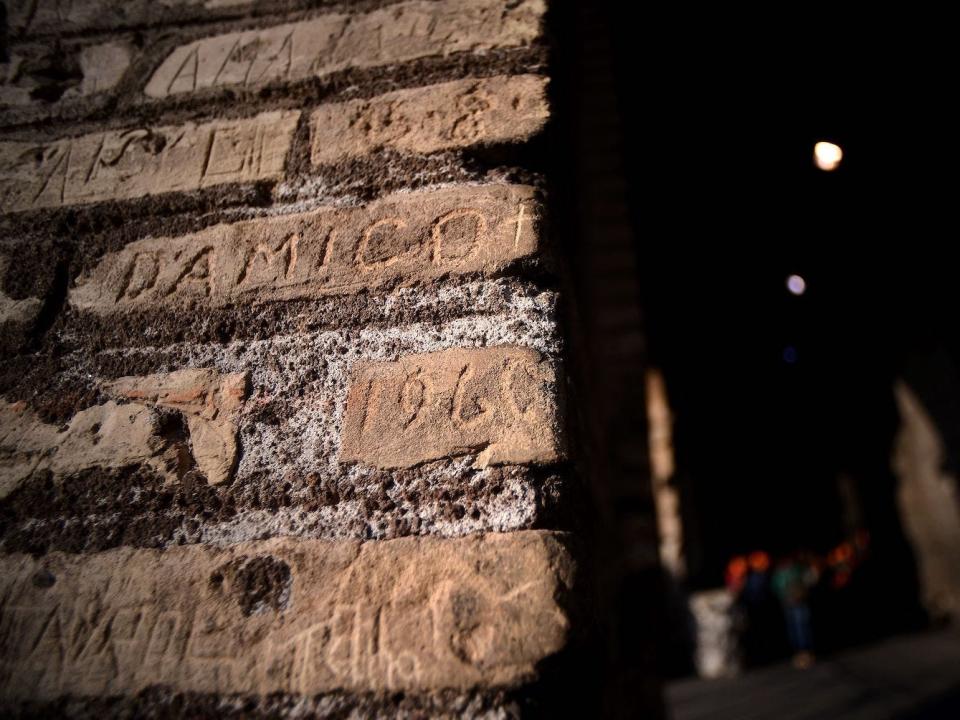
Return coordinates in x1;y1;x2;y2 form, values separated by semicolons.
0;110;300;212
0;530;573;698
145;0;545;99
69;184;541;312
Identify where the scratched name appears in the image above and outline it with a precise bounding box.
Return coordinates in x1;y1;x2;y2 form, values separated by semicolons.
0;110;299;212
68;185;540;313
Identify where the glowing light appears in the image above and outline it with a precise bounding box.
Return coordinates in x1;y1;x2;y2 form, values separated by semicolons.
814;141;843;171
787;274;806;295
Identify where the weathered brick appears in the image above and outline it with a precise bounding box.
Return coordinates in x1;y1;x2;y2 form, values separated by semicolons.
0;368;246;496
144;0;545;99
0;399;169;499
309;75;549;165
341;346;564;469
69;184;540;313
106;369;248;486
0;110;300;212
0;531;573;697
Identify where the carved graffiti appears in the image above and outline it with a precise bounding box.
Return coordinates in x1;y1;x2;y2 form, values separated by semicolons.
0;110;300;212
0;532;572;698
145;1;545;98
341;346;564;469
69;185;541;314
310;74;550;166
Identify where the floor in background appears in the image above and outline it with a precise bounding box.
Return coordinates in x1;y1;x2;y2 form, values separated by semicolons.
667;628;960;720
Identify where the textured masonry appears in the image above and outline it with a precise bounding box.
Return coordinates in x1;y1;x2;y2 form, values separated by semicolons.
144;0;545;98
0;111;300;211
70;185;541;311
0;531;573;699
0;0;588;716
341;347;564;469
309;75;550;165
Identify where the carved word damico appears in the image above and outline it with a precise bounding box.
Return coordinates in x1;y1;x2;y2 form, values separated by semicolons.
0;531;572;698
69;185;540;313
310;75;549;165
145;0;545;98
0;110;299;212
341;346;564;469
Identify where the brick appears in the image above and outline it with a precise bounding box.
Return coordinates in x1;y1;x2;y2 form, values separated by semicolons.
105;369;248;486
0;368;247;496
309;75;549;165
0;399;171;499
0;110;300;212
69;184;540;313
341;346;564;469
144;0;545;99
0;531;573;697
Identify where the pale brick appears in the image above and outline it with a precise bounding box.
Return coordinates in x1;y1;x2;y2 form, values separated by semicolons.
0;109;300;212
310;75;549;165
0;399;170;499
0;368;247;496
0;531;573;698
69;184;540;313
144;0;545;98
341;346;564;469
105;369;248;486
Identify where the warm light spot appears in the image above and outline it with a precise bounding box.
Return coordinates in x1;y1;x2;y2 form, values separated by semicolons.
814;141;843;171
787;274;806;295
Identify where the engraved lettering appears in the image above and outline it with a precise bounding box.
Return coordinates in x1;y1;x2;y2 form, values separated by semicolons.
310;75;549;166
145;1;545;99
0;532;573;698
341;347;564;469
355;218;411;273
432;208;485;266
237;233;299;288
166;46;200;95
117;252;160;300
451;364;490;428
68;186;540;313
1;111;300;213
168;247;214;297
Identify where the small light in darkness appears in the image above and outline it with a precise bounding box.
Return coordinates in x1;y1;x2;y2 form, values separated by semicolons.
787;274;806;296
783;346;798;364
814;141;843;171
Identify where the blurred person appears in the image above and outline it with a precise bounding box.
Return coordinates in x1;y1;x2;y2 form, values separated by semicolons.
773;553;819;669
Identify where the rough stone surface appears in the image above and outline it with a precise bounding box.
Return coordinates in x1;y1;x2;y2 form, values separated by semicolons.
0;531;573;699
6;0;253;36
69;184;541;313
106;369;248;485
310;75;549;165
0;284;564;553
342;346;564;469
0;110;300;212
0;399;172;500
144;0;545;98
0;255;43;326
0;40;133;107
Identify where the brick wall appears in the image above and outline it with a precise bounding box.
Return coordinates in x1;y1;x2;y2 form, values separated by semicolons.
0;1;605;716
